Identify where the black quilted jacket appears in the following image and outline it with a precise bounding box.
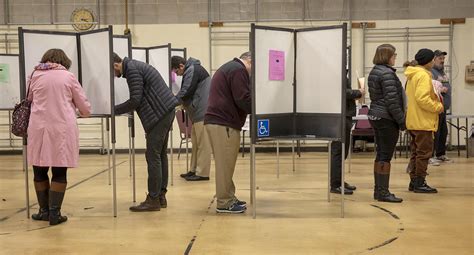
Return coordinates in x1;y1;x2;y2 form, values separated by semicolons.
115;57;178;133
367;64;406;130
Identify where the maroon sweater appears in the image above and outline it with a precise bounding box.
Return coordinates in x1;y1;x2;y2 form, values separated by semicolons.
204;58;251;130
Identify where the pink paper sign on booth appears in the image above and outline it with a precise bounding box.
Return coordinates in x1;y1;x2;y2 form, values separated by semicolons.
269;50;285;81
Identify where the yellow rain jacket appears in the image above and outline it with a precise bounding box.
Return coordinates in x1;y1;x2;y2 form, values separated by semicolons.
404;66;444;132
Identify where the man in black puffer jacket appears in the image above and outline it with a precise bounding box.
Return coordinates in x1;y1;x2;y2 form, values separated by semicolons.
113;53;178;212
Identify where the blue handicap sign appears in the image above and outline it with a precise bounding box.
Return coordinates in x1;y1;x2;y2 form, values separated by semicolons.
257;119;270;137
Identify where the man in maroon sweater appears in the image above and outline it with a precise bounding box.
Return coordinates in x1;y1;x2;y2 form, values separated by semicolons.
204;52;252;213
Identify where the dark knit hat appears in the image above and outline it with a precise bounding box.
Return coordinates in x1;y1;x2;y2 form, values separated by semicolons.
415;48;435;66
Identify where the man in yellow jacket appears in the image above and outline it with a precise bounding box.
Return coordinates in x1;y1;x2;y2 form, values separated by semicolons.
404;48;444;193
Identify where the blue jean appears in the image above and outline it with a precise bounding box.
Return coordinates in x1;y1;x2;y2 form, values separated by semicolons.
145;111;174;198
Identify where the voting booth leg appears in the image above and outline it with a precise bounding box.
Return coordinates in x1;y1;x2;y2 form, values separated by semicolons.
327;141;331;203
23;145;30;218
106;118;111;185
112;142;117;217
251;144;257;219
132;136;136;203
276;140;280;179
185;129;189;172
466;118;469;158
341;142;345;218
292;140;295;172
348;132;352;173
129;125;132;177
170;129;174;186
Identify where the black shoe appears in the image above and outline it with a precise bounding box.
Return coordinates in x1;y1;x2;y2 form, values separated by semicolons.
180;171;195;178
330;187;353;195
48;189;67;226
408;179;415;191
130;194;161;212
185;175;210;181
414;178;438;193
377;191;403;203
31;208;49;221
49;208;68;225
344;182;357;191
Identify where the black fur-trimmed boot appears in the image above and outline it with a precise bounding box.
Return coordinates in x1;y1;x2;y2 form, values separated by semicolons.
32;181;49;221
49;182;68;226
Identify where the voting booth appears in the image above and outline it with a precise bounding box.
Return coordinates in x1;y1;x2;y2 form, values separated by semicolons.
0;54;21;110
249;23;348;218
18;26;118;217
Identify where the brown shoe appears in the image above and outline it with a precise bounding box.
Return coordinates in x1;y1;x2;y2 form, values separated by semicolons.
159;191;167;208
130;194;161;212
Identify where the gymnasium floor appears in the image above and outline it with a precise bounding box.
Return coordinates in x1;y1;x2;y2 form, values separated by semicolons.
0;151;472;254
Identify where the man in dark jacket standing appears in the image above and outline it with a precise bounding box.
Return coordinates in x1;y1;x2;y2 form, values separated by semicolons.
330;76;365;195
431;50;451;164
113;53;178;212
171;56;212;181
204;52;251;214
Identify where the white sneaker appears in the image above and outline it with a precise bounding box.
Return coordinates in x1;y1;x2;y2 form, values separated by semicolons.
428;158;441;166
436;155;452;163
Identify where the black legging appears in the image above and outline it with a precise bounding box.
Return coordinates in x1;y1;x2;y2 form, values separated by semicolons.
33;166;68;183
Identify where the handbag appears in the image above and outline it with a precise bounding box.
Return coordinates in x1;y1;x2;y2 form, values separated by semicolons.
11;72;34;138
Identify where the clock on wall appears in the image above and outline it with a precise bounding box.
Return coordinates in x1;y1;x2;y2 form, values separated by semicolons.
71;8;96;31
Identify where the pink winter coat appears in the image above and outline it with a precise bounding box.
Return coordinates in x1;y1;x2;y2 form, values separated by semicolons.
27;63;91;168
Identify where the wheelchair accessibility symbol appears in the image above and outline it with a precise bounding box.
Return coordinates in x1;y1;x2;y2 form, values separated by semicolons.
257;119;270;137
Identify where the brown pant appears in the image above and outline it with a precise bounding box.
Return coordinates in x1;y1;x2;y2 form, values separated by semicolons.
190;121;211;177
205;124;240;208
407;130;434;179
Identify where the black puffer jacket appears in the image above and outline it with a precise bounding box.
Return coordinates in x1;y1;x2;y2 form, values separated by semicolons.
115;57;178;133
367;64;406;130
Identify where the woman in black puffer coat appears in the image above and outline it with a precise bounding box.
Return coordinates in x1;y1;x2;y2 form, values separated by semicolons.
367;44;406;203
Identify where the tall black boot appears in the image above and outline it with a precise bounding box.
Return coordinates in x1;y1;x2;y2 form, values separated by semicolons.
413;177;438;193
376;162;403;203
32;181;49;221
49;182;68;226
373;162;382;200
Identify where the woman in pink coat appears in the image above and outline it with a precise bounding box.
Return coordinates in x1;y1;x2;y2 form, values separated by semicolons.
27;49;91;226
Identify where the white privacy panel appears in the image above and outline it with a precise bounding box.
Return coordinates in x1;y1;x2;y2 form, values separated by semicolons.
80;30;112;115
296;28;343;113
171;49;185;95
149;46;170;87
113;37;131;105
0;55;20;109
255;28;295;114
22;32;79;91
132;48;147;63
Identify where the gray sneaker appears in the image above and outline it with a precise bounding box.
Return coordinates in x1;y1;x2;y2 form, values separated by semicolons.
216;202;247;214
436;155;452;163
428;158;441;166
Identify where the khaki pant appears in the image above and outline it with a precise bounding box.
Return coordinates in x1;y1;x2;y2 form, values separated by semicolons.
205;124;240;208
407;130;434;178
190;121;211;177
